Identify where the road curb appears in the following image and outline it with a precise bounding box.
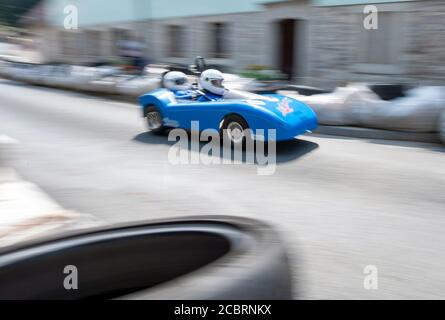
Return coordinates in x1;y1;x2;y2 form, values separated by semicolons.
0;175;100;248
0;137;99;247
313;125;442;144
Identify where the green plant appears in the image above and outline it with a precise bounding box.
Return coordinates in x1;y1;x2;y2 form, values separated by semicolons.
239;67;287;81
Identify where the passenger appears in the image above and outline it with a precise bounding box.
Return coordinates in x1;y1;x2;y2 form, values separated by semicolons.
163;71;196;99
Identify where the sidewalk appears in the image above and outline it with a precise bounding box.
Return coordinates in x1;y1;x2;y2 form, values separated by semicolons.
0;136;98;248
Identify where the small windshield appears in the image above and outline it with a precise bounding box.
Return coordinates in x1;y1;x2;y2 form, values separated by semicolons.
223;89;276;101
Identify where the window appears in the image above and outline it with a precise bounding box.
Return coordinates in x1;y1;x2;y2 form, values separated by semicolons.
60;30;72;57
85;30;101;58
167;25;184;57
359;12;402;65
209;22;229;58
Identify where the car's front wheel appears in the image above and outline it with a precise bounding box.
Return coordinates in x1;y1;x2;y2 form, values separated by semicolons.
145;105;164;134
220;115;251;148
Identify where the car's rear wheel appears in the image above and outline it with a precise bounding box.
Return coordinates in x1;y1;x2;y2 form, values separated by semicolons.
145;106;164;134
221;115;250;148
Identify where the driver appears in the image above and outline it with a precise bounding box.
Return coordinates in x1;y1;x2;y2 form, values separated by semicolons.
198;69;226;101
163;71;196;99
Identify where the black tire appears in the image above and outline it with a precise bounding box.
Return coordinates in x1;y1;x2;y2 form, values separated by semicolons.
220;114;251;148
368;84;406;101
282;84;331;96
144;105;164;134
0;216;292;300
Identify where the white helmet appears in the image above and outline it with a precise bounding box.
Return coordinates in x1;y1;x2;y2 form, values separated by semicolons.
163;71;191;91
199;69;225;95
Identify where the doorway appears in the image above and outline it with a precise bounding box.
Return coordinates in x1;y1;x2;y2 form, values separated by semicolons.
278;19;299;80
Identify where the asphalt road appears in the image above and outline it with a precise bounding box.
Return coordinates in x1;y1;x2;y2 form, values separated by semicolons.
1;79;444;299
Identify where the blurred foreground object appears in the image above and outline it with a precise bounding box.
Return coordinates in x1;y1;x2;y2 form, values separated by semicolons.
0;216;292;300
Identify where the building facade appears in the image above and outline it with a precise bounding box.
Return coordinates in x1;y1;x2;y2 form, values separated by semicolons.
32;0;445;88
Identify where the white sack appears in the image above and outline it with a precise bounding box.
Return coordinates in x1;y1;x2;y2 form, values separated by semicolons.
353;86;445;132
115;76;161;96
281;84;445;132
278;84;378;125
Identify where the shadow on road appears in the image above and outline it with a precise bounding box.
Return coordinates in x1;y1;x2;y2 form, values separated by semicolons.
275;139;319;163
132;131;319;164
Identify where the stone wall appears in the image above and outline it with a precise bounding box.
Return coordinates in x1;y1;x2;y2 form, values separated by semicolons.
37;0;445;88
403;0;445;84
306;6;361;88
307;0;445;88
142;12;270;71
